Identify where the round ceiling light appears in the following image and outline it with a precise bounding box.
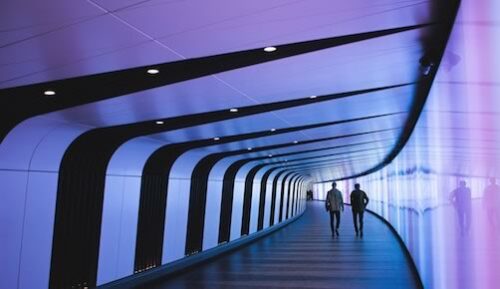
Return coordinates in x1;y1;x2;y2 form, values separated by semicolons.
263;46;277;52
147;68;160;74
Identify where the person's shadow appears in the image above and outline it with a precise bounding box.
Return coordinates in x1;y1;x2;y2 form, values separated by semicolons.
483;178;500;232
449;180;472;236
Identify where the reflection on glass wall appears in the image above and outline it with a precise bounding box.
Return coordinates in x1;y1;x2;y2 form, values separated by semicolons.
314;0;500;288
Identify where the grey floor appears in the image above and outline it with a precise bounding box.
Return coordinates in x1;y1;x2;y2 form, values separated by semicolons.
137;201;420;289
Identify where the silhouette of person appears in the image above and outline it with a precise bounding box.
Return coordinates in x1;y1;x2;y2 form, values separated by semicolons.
450;180;472;236
307;190;313;200
350;183;369;237
326;182;344;237
483;178;500;231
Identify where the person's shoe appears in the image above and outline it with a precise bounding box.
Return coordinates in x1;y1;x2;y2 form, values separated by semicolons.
335;229;339;236
360;230;363;238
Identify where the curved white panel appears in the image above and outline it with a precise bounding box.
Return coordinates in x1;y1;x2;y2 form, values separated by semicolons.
98;137;164;285
0;116;89;289
249;163;266;234
162;150;207;263
202;156;240;251
262;166;279;229
275;171;287;222
230;162;257;241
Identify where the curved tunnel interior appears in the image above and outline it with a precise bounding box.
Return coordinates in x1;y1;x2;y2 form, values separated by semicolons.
0;0;498;288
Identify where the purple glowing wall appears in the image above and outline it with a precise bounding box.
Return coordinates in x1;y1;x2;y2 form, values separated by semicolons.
314;1;500;288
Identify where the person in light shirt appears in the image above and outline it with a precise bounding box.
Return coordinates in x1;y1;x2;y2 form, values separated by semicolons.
326;181;344;237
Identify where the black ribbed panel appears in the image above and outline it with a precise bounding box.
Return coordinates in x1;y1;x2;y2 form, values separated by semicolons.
134;174;166;271
257;168;278;230
134;144;188;272
218;160;249;244
241;165;266;236
286;174;299;219
295;179;303;215
296;179;303;215
279;172;294;222
185;155;222;255
49;131;120;289
290;177;298;217
297;179;305;213
270;170;286;226
293;179;298;217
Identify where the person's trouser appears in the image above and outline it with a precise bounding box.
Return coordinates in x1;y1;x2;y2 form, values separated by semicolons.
456;207;471;234
352;210;364;232
329;211;341;233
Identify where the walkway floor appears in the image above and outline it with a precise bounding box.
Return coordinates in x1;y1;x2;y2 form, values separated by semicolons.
136;201;420;289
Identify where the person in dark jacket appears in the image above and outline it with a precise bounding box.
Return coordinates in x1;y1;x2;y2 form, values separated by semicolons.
450;180;472;235
350;183;369;237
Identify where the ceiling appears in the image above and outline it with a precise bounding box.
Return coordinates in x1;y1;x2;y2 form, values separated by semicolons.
0;0;456;181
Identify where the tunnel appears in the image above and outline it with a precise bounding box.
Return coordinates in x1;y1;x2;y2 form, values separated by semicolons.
1;0;499;288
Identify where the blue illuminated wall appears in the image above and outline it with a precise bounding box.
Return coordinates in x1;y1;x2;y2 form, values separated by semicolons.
314;1;500;288
0;120;306;289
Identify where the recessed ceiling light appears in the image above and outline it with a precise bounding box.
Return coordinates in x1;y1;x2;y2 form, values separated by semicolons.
247;147;252;151
44;90;56;96
214;137;220;141
155;120;164;125
270;128;276;132
229;108;238;113
309;95;317;99
293;140;299;144
268;154;273;157
147;68;160;74
263;46;277;52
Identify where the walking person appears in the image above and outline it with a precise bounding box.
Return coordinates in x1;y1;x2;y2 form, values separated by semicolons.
450;180;472;236
483;178;500;232
350;183;369;237
326;182;344;237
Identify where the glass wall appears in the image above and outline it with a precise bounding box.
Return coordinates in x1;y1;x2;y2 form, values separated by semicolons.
314;1;500;288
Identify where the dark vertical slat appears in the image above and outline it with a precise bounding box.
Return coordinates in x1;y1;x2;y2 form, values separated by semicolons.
218;160;248;244
257;167;278;231
241;165;266;236
290;176;298;217
279;172;294;222
185;155;224;255
285;174;297;219
270;170;286;226
49;140;112;289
